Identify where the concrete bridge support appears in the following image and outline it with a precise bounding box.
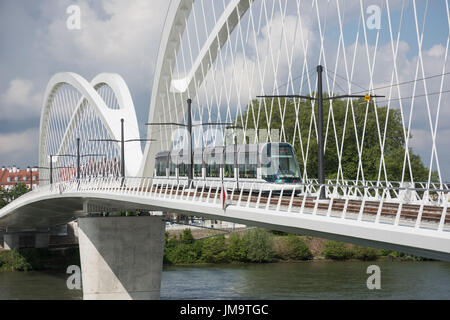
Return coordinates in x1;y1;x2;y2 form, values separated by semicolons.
78;216;165;300
35;232;50;248
3;233;20;250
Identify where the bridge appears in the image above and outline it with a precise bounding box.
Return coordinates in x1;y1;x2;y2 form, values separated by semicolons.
1;0;449;299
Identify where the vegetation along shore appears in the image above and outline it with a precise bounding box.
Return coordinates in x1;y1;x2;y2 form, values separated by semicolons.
0;228;431;272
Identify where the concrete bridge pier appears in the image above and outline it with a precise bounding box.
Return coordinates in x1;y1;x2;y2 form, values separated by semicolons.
77;216;165;300
3;233;20;250
35;232;50;248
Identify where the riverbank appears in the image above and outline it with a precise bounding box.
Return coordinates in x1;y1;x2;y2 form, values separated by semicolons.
163;228;429;265
0;228;430;272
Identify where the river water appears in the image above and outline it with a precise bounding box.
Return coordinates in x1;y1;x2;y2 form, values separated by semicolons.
0;261;449;300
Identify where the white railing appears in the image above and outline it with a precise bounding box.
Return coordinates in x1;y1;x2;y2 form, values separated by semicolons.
305;178;450;192
31;176;448;232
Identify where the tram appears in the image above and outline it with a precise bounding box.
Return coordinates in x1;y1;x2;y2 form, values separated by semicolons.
154;142;302;191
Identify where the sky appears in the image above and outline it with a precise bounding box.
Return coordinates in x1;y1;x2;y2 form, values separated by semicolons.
0;0;170;167
0;0;449;180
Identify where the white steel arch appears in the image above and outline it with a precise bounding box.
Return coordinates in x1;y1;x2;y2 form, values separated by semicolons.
39;72;142;182
140;0;194;177
141;0;253;177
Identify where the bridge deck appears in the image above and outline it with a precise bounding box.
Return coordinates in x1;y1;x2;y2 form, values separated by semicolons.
1;179;449;261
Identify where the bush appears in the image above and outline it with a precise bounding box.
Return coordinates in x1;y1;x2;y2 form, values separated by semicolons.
379;249;393;256
0;250;32;271
273;235;313;261
165;242;202;264
201;236;230;263
387;251;428;261
322;241;352;260
227;233;248;262
283;235;313;260
351;246;379;261
242;229;274;263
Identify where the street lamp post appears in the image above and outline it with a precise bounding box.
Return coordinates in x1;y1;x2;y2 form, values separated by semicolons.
187;99;193;184
121;118;125;179
77;138;81;180
50;155;53;184
317;65;325;197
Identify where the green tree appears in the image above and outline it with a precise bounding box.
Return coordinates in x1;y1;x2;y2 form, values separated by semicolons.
227;233;248;262
0;184;30;209
242;228;274;263
0;187;7;208
164;231;202;264
181;229;194;244
10;183;30;200
237;97;436;182
201;235;230;263
165;242;202;264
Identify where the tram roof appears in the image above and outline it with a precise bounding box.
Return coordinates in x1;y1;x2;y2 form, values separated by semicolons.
155;142;293;158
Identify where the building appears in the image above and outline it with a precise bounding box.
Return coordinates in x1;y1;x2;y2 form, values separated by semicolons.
0;166;39;191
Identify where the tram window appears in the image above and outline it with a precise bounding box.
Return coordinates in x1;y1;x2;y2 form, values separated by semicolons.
194;164;203;177
224;164;234;178
206;162;220;177
239;152;257;179
169;161;176;176
245;164;257;178
239;163;245;178
179;163;188;177
156;158;166;176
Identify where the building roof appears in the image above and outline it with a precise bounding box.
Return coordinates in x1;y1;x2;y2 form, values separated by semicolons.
0;166;39;188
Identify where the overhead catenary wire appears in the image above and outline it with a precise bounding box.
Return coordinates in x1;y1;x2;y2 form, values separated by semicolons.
374;89;450;103
325;67;450;96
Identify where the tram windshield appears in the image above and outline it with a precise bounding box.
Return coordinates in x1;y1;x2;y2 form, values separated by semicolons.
261;144;301;183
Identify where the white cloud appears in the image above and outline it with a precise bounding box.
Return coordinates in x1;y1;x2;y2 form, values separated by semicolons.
0;128;39;166
427;44;446;58
410;128;450;179
0;78;42;119
39;0;169;90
